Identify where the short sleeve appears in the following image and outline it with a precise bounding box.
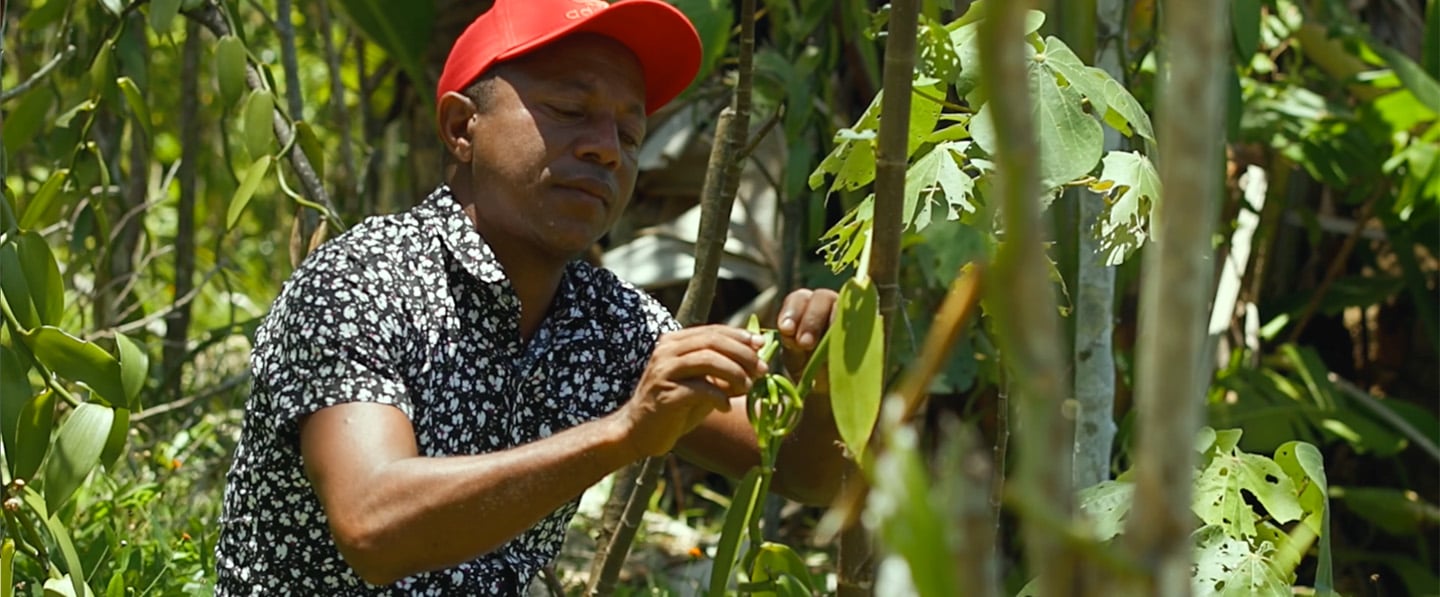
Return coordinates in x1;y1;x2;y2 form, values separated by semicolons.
251;245;416;439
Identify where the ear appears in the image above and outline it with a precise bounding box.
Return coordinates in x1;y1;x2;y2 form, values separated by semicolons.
437;91;478;163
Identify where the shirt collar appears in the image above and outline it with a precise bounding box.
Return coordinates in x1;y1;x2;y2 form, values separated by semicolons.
415;184;587;313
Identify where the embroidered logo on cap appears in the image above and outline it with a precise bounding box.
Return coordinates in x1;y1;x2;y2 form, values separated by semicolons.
566;0;609;20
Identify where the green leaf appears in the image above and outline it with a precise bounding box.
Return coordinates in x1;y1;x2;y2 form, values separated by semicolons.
971;50;1104;189
749;542;816;593
115;77;153;139
1077;480;1134;541
148;0;181;33
1231;0;1262;66
868;420;961;597
19;169;69;231
114;333;147;409
0;242;39;330
97;0;123;15
227;155;273;231
810;81;946;193
10;390;55;481
904;142;976;232
243;90;276;159
21;488;89;597
99;408;129;471
1194;442;1304;538
829;278;885;464
1;346;35;476
1038;37;1155;141
1274;441;1333;594
673;0;731;84
1088;151;1162;266
1191;525;1291;597
709;467;762;597
3;90;55;160
334;0;435;99
16;231;65;327
214;36;248;108
44;402;115;512
1376;43;1440;114
293;121;326;182
24;327;125;406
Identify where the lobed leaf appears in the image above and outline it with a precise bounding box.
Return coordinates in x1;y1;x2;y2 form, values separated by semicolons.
1088;151;1162;266
1191;525;1291;597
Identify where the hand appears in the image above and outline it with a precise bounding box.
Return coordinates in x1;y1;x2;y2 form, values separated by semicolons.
776;288;839;386
619;325;768;459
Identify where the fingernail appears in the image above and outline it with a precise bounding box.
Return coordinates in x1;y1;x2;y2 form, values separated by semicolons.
758;361;769;374
780;316;796;331
800;333;815;347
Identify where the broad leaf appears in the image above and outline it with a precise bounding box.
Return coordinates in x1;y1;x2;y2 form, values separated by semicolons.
1088;151;1162;266
1231;0;1262;63
0;242;39;330
1191;525;1291;597
1078;480;1134;541
100;408;130;471
1;346;34;476
334;0;435;97
16;231;65;326
215;36;248;108
243;90;275;159
114;333;147;409
829;278;885;464
24;327;125;405
971;49;1104;189
1194;442;1304;538
44;402;115;512
19;169;69;230
22;488;89;597
11;390;56;481
1038;37;1155;141
149;0;181;33
673;0;732;84
293;121;326;182
749;542;816;593
228;155;273;231
1275;441;1333;594
809;81;946;193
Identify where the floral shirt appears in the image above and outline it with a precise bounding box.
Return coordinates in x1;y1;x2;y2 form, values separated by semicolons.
215;185;678;595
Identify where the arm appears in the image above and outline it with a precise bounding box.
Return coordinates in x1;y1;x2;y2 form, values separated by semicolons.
677;289;846;506
300;325;766;585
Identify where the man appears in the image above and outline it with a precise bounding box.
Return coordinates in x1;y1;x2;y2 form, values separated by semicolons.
214;0;847;594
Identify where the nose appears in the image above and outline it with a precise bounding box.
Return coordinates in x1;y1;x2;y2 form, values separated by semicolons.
574;117;623;171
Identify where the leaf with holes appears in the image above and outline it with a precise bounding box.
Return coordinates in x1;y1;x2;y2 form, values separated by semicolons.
1088;151;1161;266
1191;525;1291;597
971;47;1104;189
1194;441;1304;538
904;142;976;232
1078;480;1134;541
809;81;945;193
1038;37;1155;141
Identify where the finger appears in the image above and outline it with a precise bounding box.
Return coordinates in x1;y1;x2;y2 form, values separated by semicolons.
660;330;768;379
777;289;814;336
677;378;734;412
658;325;765;357
794;290;837;349
667;350;757;394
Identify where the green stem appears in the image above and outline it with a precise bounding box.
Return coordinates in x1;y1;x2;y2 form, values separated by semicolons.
0;295;81;408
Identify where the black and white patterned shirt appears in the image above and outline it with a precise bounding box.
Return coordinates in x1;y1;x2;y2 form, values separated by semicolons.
215;185;679;595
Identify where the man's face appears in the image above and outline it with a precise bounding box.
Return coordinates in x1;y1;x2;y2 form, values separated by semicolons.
460;34;647;262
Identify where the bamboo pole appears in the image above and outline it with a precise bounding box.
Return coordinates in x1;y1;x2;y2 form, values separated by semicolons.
1118;0;1229;594
976;1;1080;594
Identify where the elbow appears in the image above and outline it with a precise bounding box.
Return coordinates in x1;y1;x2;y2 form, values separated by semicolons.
331;519;406;586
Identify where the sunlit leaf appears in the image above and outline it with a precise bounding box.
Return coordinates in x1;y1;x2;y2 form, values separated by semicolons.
1038;37;1155;141
1191;525;1291;597
18;169;69;231
114;333;147;410
293;121;326;182
16;231;65;326
1078;480;1134;541
97;0;123;15
99;407;130;471
228;155;273;231
24;326;125;405
971;50;1104;189
21;488;89;597
116;77;153;139
749;542;816;593
1376;44;1440;114
829;278;884;463
810;81;946;193
12;390;56;481
243;90;276;159
0;242;39;330
149;0;181;33
1088;151;1161;266
44;402;115;512
1275;441;1333;594
1194;440;1304;538
215;36;248;108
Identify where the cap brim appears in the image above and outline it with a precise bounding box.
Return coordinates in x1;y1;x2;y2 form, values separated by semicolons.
493;1;702;115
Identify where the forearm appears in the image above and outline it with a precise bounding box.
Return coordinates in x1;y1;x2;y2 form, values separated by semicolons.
677;393;844;506
320;413;636;584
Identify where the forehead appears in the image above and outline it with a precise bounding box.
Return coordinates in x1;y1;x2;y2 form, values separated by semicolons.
494;35;646;107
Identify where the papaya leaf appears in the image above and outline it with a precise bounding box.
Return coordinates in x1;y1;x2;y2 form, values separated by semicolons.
1038;37;1155;141
24;327;125;406
829;278;884;465
1194;441;1304;538
1077;480;1134;541
971;49;1104;189
1191;525;1290;597
227;155;273;231
810;81;945;193
16;231;65;327
43;402;115;512
1088;151;1161;266
904;142;976;232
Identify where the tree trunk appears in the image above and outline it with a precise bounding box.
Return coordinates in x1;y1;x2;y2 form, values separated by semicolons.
1072;0;1122;493
1119;0;1229;594
163;22;203;401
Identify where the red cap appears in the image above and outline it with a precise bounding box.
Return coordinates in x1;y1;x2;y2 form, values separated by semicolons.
437;0;703;115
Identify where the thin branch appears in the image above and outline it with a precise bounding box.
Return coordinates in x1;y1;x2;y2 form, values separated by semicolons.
1329;375;1440;464
93;261;225;339
276;0;304;118
316;0;358;209
1285;188;1381;344
133;371;251;421
0;45;76;102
